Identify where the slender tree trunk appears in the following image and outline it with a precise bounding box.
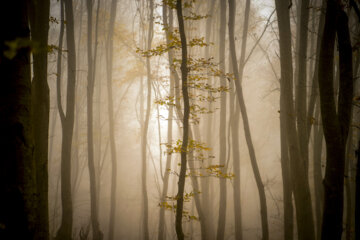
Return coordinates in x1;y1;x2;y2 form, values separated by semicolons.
86;0;103;239
345;129;353;240
0;1;36;238
29;0;50;239
319;1;353;239
230;79;243;240
216;1;227;239
228;0;269;239
275;1;315;239
202;1;216;237
313;102;324;240
56;0;77;238
141;1;154;239
106;0;119;239
175;0;190;239
306;0;325;142
295;0;310;174
158;4;174;240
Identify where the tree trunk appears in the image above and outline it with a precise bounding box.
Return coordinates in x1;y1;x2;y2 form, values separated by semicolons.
319;1;353;239
158;4;174;240
56;0;77;238
274;1;315;239
0;1;36;238
106;0;119;239
141;1;154;239
313;102;324;240
86;0;103;239
29;0;50;239
228;0;269;239
356;139;360;240
230;80;243;240
216;1;227;239
202;1;216;237
295;0;310;174
175;0;190;239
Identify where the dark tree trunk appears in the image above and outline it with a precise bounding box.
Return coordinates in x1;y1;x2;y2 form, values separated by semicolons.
175;0;190;239
29;0;50;239
0;1;36;239
105;0;119;239
319;1;353;239
216;1;227;239
313;102;324;240
56;0;77;238
356;139;360;240
228;0;269;239
279;116;293;240
295;0;310;174
275;0;315;239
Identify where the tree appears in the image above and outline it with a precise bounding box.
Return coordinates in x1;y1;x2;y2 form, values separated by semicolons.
105;0;119;239
86;0;103;239
158;4;174;240
0;1;36;238
228;0;269;239
29;0;51;238
274;0;315;239
56;0;77;238
175;0;190;239
140;1;154;239
216;1;227;239
318;0;353;238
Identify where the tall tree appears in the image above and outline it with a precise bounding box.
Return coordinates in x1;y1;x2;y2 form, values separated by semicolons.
0;1;36;238
175;0;190;239
56;0;77;238
228;0;269;239
275;0;315;239
216;0;227;239
86;0;103;239
202;1;216;237
318;0;353;238
141;0;154;239
29;0;50;239
158;4;174;240
105;0;119;239
295;0;310;174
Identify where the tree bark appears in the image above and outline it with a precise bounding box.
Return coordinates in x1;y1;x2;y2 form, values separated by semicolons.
356;139;360;240
230;80;243;240
175;0;190;239
295;0;310;174
275;0;315;239
29;0;50;239
0;1;36;238
319;1;353;239
313;102;324;240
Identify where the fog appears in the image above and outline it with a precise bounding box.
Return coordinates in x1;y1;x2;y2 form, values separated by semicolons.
1;0;358;239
